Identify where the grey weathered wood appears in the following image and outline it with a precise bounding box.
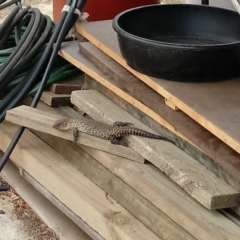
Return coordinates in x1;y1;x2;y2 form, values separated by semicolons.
0;159;92;240
71;89;240;210
5;105;145;163
0;122;161;240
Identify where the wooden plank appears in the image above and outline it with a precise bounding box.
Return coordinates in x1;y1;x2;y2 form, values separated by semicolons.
20;101;240;240
0;122;161;240
71;89;240;210
0;160;92;240
75;20;240;154
50;76;83;94
164;99;180;111
59;40;240;192
33;132;194;240
19;168;103;240
5;105;145;163
40;91;71;107
84;75;240;192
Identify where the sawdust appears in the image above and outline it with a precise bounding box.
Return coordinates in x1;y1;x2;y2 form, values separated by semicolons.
0;177;59;240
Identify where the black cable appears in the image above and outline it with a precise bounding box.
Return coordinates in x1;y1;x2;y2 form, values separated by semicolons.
0;0;84;171
0;7;29;48
2;15;53;87
0;0;7;5
0;0;20;10
0;8;42;87
0;5;20;34
0;0;80;119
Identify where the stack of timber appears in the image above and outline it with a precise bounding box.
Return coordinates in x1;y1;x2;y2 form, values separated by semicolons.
1;19;240;240
0;87;239;239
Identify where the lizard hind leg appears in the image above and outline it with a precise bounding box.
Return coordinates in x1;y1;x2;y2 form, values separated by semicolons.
73;127;79;144
109;135;129;147
113;121;134;127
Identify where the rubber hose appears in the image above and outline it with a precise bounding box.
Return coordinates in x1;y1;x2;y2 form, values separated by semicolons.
0;11;38;84
0;0;20;10
0;0;78;170
0;0;7;5
0;8;42;77
3;15;53;86
0;8;29;48
0;5;20;34
0;0;73;120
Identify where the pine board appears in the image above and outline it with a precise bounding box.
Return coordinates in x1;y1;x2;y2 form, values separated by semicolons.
5;105;145;163
0;122;161;240
70;89;240;210
75;20;240;154
78;41;240;190
22;101;240;240
58;41;240;192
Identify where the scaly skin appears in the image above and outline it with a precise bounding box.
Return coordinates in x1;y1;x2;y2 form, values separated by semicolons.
52;117;174;146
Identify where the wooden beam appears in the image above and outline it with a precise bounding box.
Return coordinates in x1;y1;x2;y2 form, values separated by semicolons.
5;105;145;163
71;89;240;210
21;100;240;240
0;122;161;240
75;20;240;154
50;76;84;94
40;91;71;107
34;130;194;240
59;41;190;145
59;41;240;192
0;159;92;240
83;76;240;191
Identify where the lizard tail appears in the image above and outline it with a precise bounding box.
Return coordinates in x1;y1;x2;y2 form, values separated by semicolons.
126;128;175;144
52;118;71;130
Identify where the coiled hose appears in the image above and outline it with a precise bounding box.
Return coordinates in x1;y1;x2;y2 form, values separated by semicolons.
0;0;87;182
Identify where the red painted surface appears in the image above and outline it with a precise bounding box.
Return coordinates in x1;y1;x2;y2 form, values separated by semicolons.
53;0;160;22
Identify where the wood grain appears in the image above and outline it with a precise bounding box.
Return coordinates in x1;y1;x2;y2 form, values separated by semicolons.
30;101;195;240
22;101;240;240
0;122;161;240
50;77;83;94
40;91;71;107
59;40;240;191
5;105;145;163
71;89;240;210
34;132;194;240
76;20;240;154
84;75;240;193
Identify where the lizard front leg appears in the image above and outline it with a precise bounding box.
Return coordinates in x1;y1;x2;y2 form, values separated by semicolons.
73;127;79;143
109;135;129;147
113;121;134;127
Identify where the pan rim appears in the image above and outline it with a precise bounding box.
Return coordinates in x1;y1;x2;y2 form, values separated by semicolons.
112;4;240;49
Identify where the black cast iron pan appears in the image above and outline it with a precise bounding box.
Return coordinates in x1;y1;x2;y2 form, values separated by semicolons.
113;3;240;82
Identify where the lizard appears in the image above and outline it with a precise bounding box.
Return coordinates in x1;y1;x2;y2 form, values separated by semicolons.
52;117;175;147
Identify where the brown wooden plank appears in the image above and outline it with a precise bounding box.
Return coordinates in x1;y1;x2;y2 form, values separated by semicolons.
40;91;71;107
71;89;240;210
59;40;240;191
0;123;160;240
50;75;84;94
76;20;240;154
5;106;145;163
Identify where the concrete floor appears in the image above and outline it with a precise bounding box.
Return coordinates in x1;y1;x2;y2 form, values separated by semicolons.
0;198;27;240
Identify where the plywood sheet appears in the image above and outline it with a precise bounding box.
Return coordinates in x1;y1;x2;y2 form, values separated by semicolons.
76;20;240;154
